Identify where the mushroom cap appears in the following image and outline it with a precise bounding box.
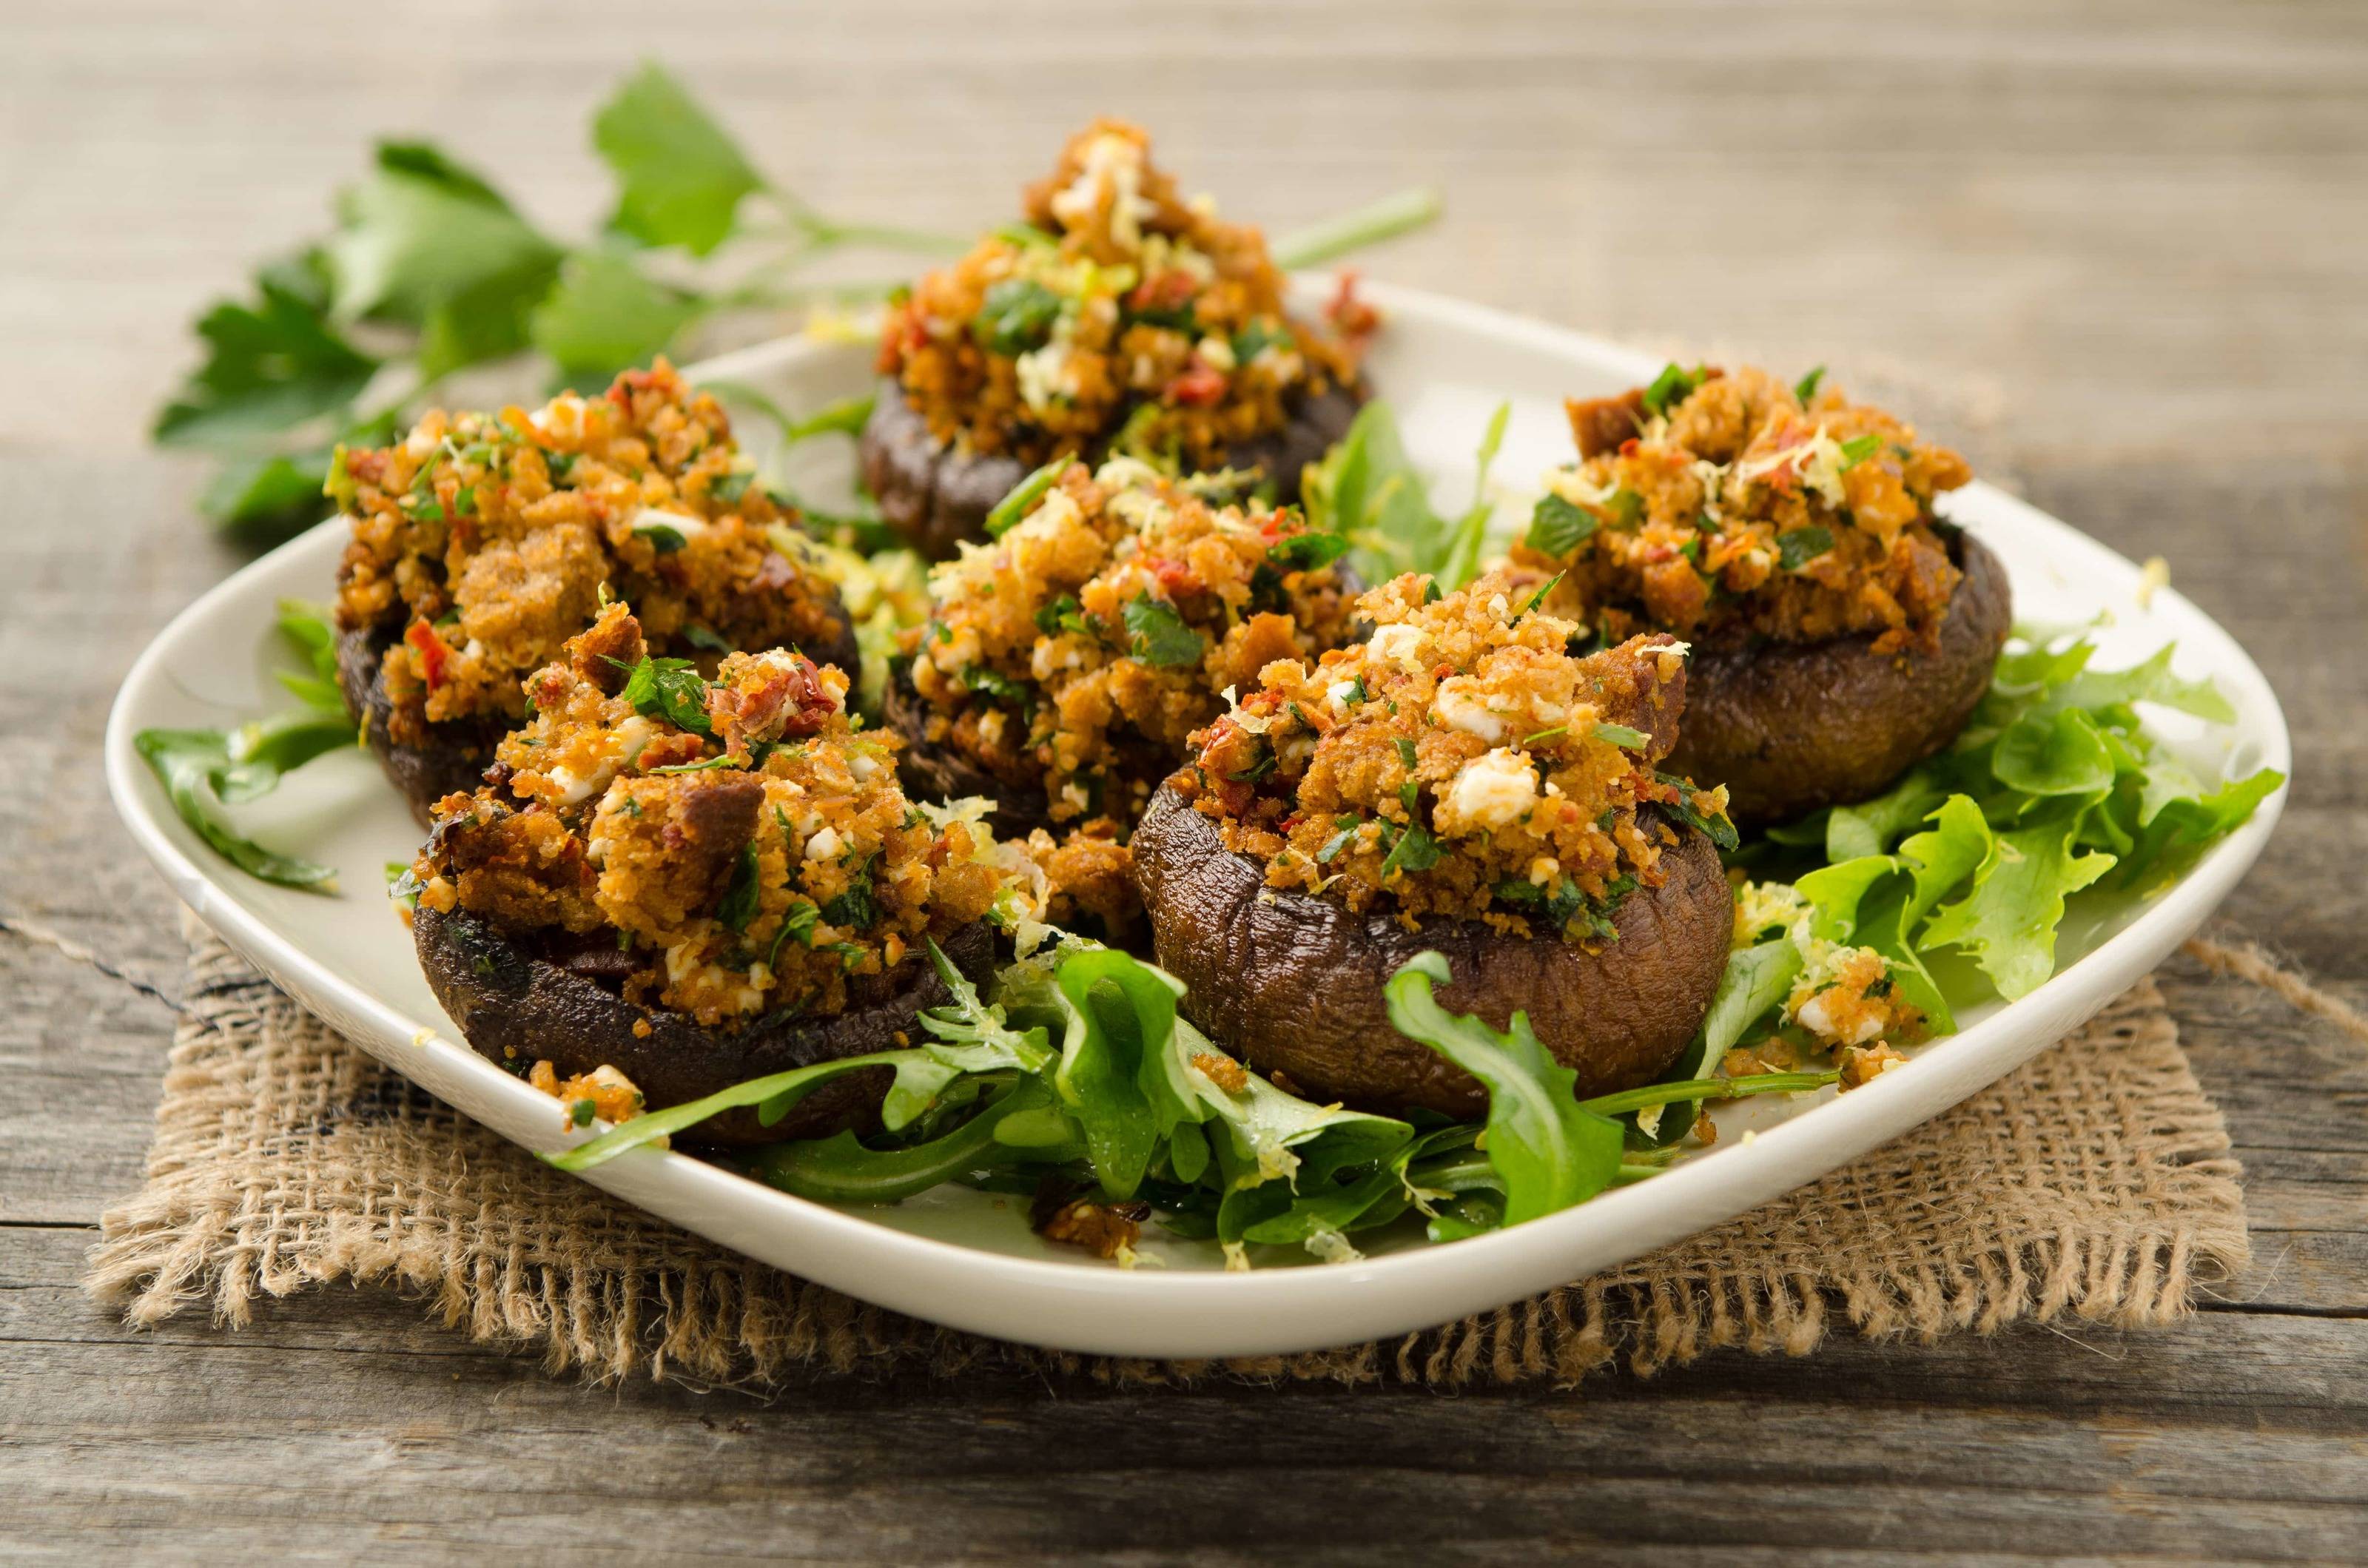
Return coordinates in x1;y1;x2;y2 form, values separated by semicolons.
858;375;1367;560
413;906;999;1148
1129;786;1735;1119
1665;528;2012;827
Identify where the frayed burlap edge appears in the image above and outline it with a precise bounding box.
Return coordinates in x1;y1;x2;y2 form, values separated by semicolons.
86;915;2249;1391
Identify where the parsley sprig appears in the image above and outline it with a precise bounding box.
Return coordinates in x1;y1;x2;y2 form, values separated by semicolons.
151;61;960;543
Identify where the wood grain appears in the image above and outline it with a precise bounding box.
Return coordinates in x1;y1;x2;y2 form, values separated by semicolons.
1;0;2364;1558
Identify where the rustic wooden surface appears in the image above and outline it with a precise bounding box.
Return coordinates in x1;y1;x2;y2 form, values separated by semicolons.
4;1;2366;1559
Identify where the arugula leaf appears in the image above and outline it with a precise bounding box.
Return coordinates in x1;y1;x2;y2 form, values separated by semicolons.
152;277;381;448
1435;400;1511;592
1698;939;1806;1063
1049;947;1171;1199
529;248;703;386
746;1077;1072;1202
1384;953;1624;1224
546;1046;938;1170
1793;366;1826;402
2045;642;2237;724
1304;401;1443;584
591;61;767;255
1122;595;1205;669
212;710;356;803
879;940;1057;1133
1897;793;1993;926
134;728;337;890
272;600;346;710
617;656;713;733
2116;761;2284;890
1824;771;1947;862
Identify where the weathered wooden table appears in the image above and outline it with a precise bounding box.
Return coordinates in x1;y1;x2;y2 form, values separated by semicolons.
4;2;2364;1557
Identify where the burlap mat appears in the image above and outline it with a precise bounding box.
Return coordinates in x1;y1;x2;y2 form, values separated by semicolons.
83;913;2249;1389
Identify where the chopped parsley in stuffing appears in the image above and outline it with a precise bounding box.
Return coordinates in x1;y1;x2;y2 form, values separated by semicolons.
335;360;850;746
878;118;1367;471
1173;565;1735;936
902;457;1360;825
412;603;1038;1029
1515;364;1974;653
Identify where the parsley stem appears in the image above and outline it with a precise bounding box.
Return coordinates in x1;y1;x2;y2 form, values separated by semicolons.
1272;186;1444;272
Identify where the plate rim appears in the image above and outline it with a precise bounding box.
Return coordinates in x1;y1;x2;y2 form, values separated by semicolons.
104;280;2291;1358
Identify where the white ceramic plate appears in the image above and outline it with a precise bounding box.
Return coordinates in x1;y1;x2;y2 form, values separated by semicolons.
106;282;2287;1359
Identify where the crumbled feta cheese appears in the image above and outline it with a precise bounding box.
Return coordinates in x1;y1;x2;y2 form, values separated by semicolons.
1368;622;1426;670
1437;748;1540;835
1432;676;1506;741
1015;338;1074;415
1544;466;1620;508
1796;989;1886;1046
804;826;844;862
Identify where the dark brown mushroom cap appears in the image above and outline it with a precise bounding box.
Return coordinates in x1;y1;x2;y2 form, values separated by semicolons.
335;604;864;830
337;627;507;829
414;907;1000;1148
1664;528;2012;828
878;654;1053;832
858;376;1368;560
1128;787;1734;1120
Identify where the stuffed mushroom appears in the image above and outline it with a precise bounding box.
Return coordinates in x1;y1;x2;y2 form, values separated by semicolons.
334;362;861;824
862;119;1370;559
403;602;1040;1147
1514;365;2011;827
885;457;1362;835
1131;565;1736;1120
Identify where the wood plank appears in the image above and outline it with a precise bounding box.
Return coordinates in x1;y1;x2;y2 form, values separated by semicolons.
3;1224;2365;1562
4;0;2367;1555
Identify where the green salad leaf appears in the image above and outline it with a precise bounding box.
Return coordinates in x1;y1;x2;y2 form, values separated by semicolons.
1735;627;2276;1015
1383;952;1624;1223
134;728;338;890
1304;400;1509;593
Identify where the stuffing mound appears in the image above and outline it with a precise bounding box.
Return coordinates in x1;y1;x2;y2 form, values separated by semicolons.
411;603;1040;1029
878;118;1368;471
1173;565;1735;935
1514;365;1974;653
903;457;1360;826
335;360;850;747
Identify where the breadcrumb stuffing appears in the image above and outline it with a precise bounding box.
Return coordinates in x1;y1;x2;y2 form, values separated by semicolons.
337;361;849;747
420;605;1034;1029
906;459;1358;824
1516;366;1972;655
1174;564;1732;932
879;120;1363;470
